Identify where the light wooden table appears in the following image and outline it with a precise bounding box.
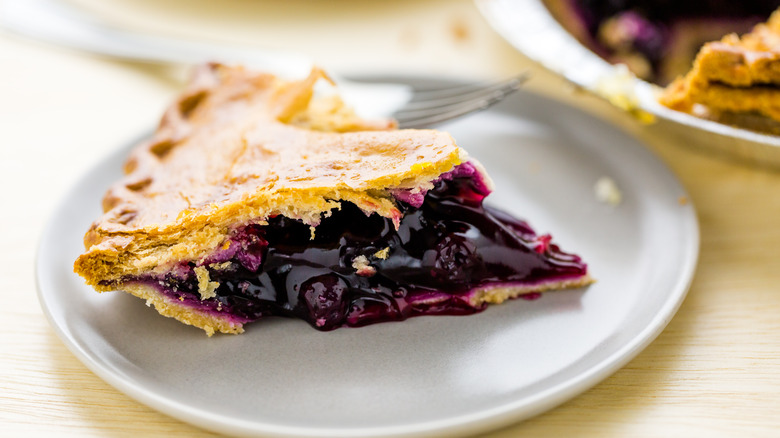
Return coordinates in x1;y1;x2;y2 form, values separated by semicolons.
2;1;780;436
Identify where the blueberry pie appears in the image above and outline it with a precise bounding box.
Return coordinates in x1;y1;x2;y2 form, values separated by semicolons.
545;0;778;85
74;65;593;335
660;9;780;123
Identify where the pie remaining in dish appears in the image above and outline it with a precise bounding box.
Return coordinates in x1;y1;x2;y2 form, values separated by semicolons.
545;0;778;85
660;9;780;124
74;64;594;335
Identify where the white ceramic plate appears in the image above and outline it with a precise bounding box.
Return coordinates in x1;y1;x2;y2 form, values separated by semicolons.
37;79;698;437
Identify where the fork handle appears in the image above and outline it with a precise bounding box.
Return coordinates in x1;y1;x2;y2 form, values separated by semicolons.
0;0;314;78
0;0;412;117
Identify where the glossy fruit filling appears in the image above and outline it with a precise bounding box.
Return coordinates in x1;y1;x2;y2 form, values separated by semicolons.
139;163;589;331
560;0;778;84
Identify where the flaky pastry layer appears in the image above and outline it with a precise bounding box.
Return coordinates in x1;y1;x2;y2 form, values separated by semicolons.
75;65;464;287
660;9;780;122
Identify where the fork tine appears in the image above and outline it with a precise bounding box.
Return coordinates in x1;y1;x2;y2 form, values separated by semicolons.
396;84;520;119
406;73;529;99
400;73;529;111
395;73;529;129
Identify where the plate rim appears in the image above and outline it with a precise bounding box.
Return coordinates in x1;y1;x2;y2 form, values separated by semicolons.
36;76;699;437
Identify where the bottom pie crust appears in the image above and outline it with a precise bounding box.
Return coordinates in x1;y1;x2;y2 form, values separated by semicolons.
120;275;594;336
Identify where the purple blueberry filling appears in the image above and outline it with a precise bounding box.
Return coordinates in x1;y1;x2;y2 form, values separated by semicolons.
137;164;589;331
557;0;778;84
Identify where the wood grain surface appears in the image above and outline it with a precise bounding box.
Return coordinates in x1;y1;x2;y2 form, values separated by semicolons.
2;1;780;436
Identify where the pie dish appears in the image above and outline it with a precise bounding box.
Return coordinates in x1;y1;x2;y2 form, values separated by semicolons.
73;64;594;335
660;10;780;124
544;0;778;85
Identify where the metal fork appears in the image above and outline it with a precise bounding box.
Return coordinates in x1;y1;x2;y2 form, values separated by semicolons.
0;0;527;127
393;74;529;128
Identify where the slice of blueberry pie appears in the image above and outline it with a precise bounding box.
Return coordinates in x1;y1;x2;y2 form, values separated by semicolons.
74;64;594;335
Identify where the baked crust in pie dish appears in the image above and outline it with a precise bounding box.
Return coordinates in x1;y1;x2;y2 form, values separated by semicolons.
660;9;780;122
544;0;778;85
74;64;594;335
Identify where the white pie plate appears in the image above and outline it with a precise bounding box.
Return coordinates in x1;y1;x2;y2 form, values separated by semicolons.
37;78;699;437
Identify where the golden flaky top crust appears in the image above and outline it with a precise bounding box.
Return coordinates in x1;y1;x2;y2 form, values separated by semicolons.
75;65;464;287
660;9;780;121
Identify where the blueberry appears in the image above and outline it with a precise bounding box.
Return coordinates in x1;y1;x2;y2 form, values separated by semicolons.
431;234;479;282
298;274;349;330
345;294;400;327
235;232;267;272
